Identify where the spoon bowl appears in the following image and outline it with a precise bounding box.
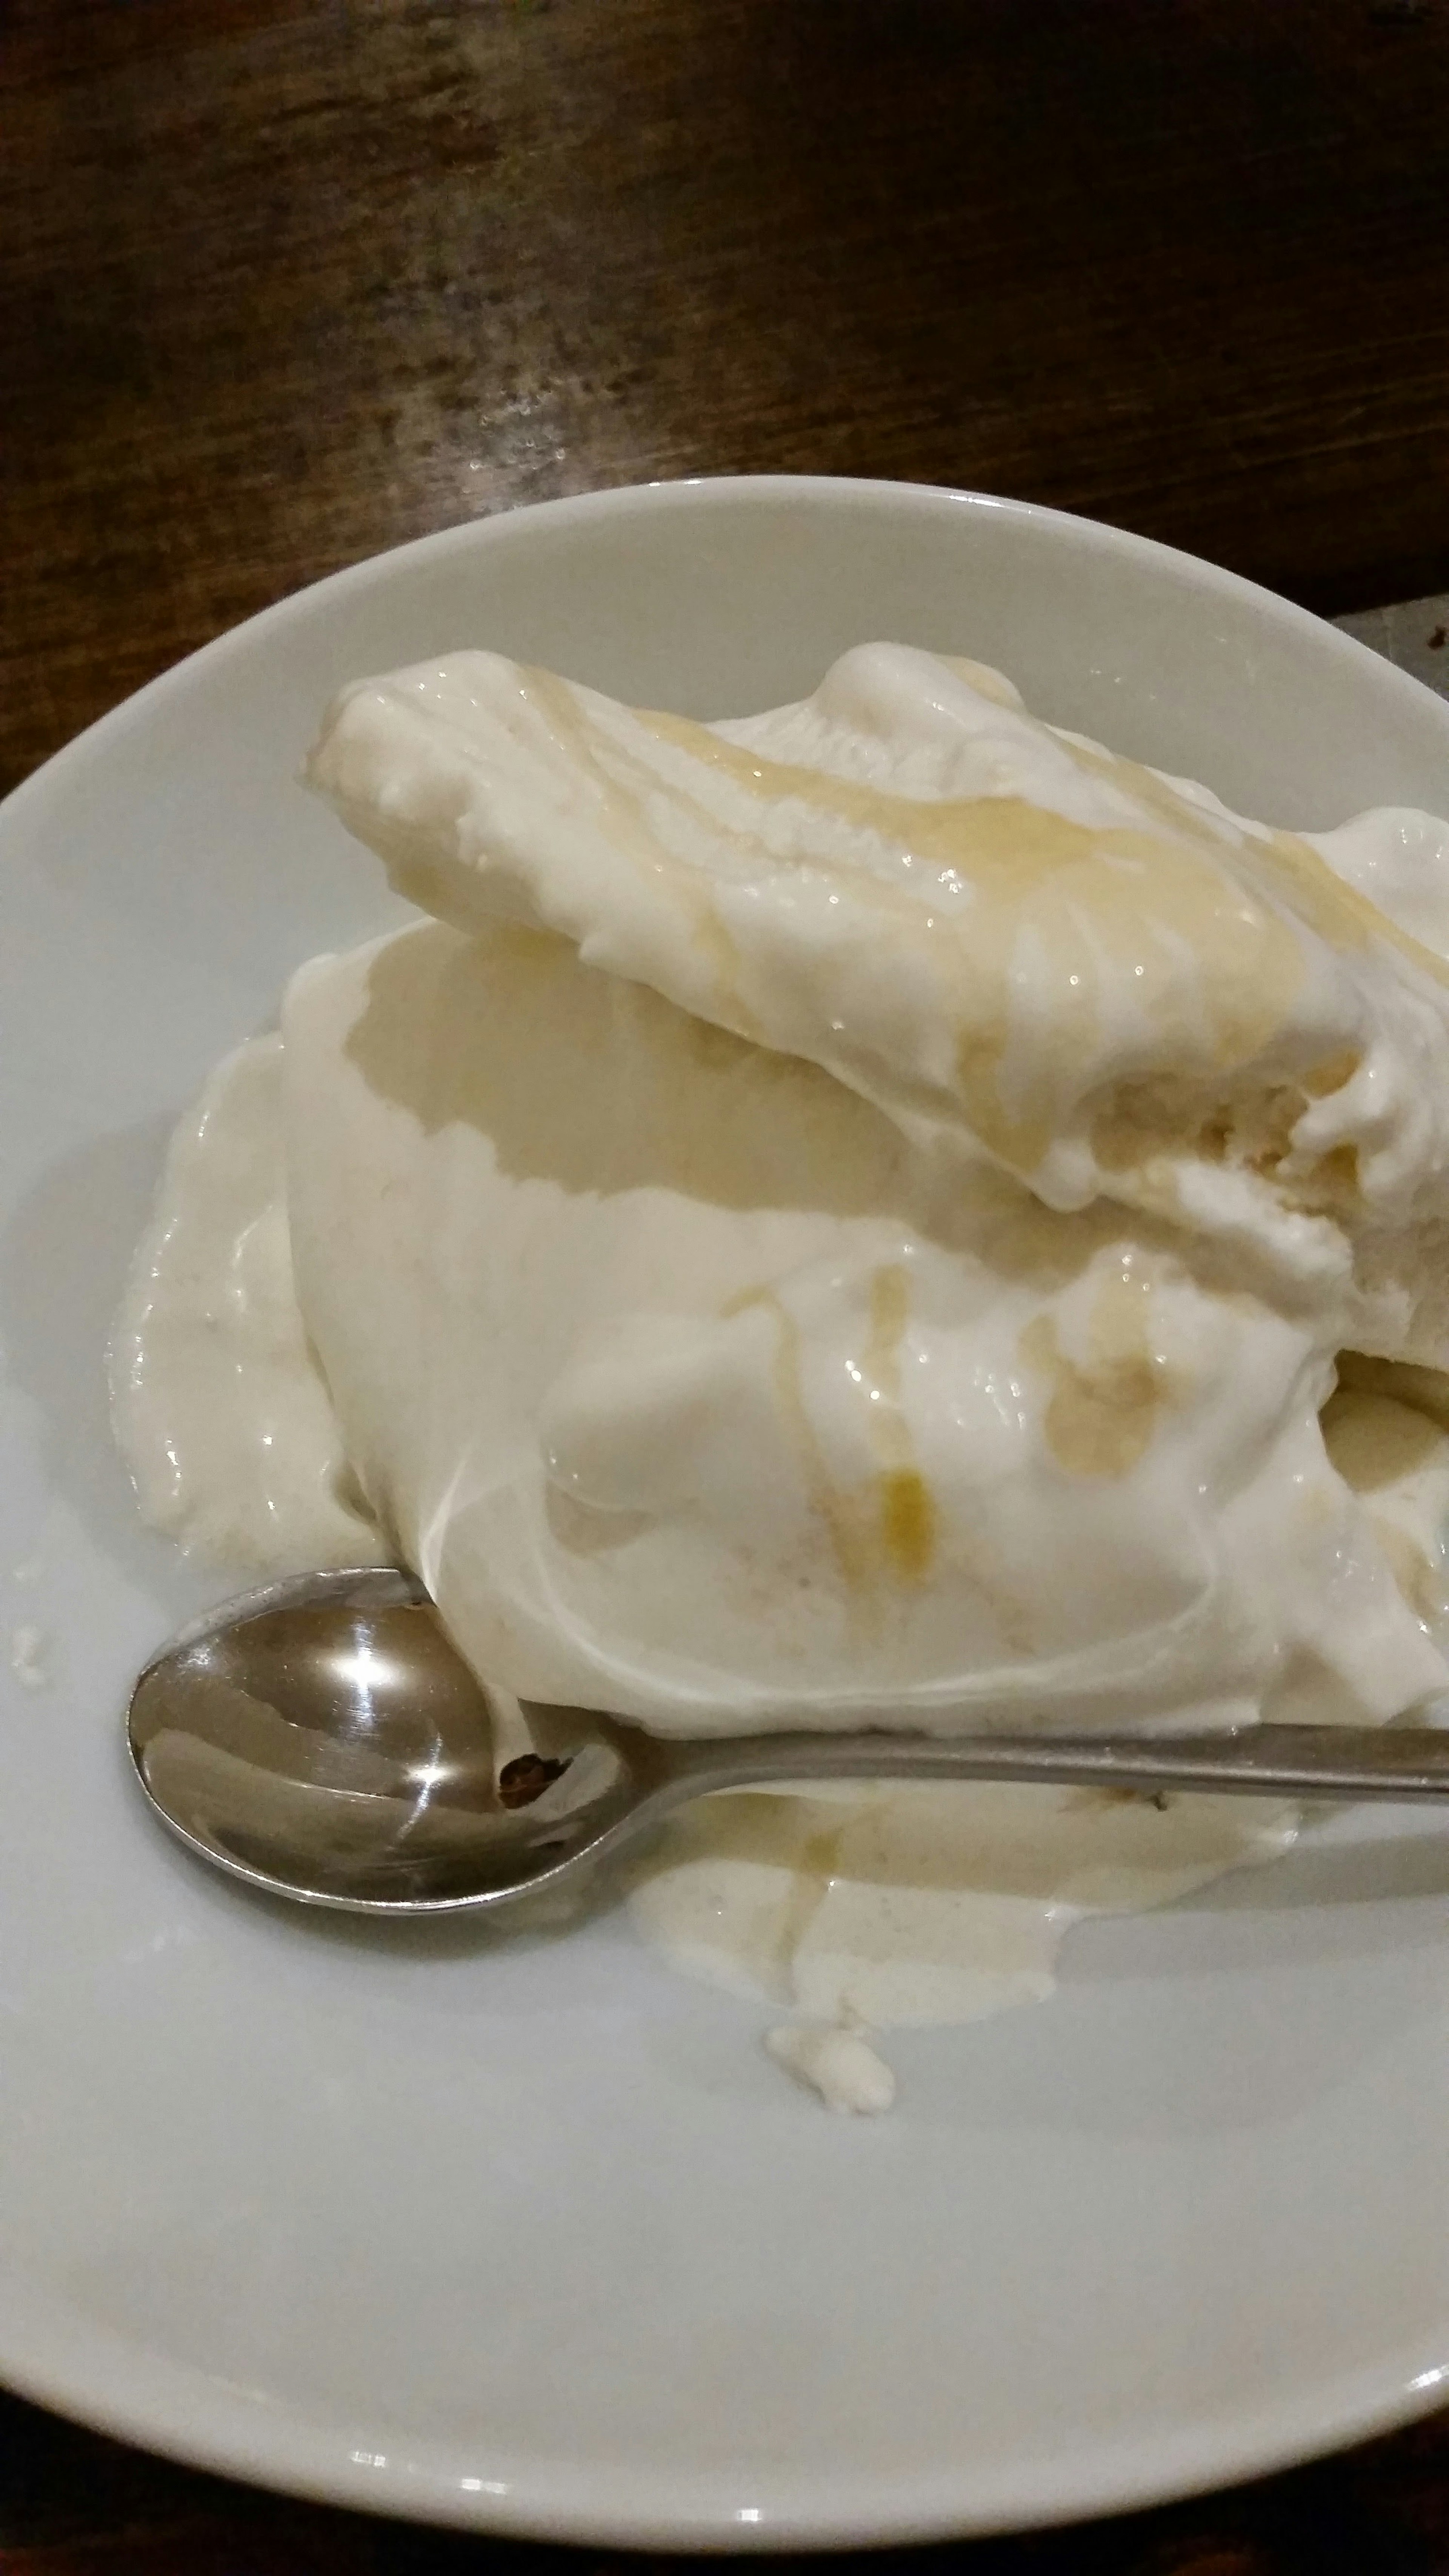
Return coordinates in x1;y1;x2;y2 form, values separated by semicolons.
128;1570;648;1910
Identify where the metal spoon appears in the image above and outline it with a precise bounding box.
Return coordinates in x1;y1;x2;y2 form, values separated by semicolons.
126;1566;1449;1918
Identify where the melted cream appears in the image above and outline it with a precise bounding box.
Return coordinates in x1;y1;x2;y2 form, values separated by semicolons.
628;1779;1300;2100
109;1033;387;1576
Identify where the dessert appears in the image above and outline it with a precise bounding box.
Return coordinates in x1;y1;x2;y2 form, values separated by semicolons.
112;643;1449;2107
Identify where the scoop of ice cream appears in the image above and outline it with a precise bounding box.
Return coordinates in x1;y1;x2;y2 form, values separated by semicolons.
269;915;1449;1732
306;642;1449;1366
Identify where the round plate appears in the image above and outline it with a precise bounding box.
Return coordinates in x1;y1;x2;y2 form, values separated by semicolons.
3;477;1449;2547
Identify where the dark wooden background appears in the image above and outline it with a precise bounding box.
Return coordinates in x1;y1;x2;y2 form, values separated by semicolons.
8;0;1449;798
6;0;1449;2565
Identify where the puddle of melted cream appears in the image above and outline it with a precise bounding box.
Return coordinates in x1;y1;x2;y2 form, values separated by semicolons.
628;1779;1298;2104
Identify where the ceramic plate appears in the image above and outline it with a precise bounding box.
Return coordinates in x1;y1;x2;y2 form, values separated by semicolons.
4;478;1449;2547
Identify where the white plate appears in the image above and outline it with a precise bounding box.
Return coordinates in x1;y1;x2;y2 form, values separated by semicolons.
4;477;1449;2549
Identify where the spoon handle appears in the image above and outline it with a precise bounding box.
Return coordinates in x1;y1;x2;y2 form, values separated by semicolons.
659;1723;1449;1804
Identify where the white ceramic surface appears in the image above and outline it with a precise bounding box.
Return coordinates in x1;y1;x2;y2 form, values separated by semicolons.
4;477;1449;2548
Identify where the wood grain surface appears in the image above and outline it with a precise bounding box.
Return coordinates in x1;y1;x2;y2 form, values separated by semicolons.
6;0;1449;2567
7;0;1449;794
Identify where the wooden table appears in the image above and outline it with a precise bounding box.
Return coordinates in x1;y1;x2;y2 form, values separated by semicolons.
5;1;1449;2565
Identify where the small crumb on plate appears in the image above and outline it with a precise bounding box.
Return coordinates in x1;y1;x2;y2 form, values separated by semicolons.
9;1625;49;1690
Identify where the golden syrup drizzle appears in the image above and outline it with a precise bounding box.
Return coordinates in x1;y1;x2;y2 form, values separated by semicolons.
1019;1263;1170;1479
771;1817;851;1988
724;1270;938;1594
615;702;1313;1173
723;1284;876;1599
879;1470;936;1586
1059;727;1449;992
858;1264;936;1584
1260;824;1449;992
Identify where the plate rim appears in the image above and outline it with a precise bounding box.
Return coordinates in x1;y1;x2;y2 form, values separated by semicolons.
1;2259;1447;2547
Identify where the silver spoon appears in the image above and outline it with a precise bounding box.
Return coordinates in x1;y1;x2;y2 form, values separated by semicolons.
126;1566;1449;1918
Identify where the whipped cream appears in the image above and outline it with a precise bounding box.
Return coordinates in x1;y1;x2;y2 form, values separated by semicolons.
309;643;1449;1362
